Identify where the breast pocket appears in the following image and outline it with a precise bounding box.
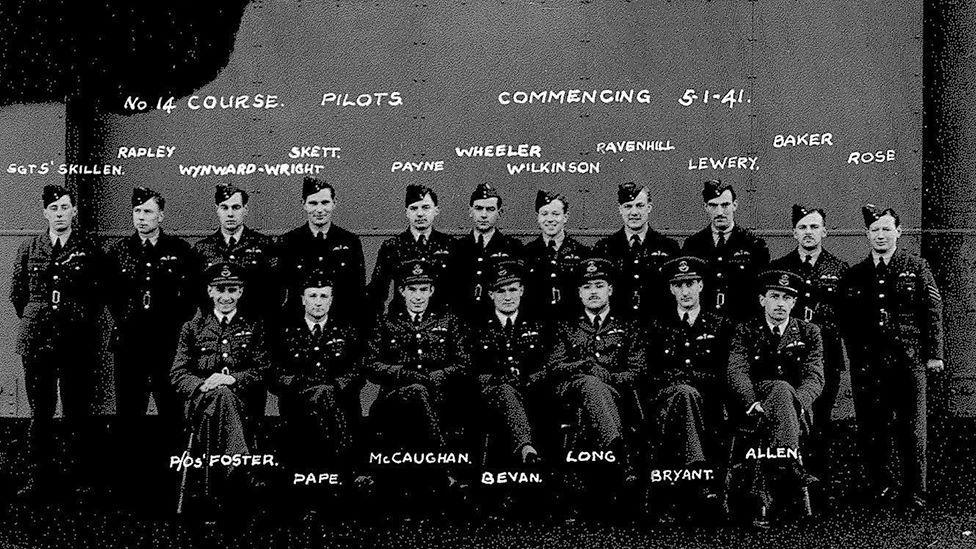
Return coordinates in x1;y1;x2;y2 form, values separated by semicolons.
896;273;919;303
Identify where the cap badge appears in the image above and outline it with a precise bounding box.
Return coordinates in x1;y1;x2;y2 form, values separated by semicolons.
779;274;790;286
412;263;423;275
678;260;689;273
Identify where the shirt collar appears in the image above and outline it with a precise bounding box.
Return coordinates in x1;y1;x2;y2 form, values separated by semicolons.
584;306;611;325
495;310;518;326
711;224;734;244
214;309;237;324
408;309;428;322
798;247;821;265
305;316;328;331
49;228;72;246
308;222;331;239
765;317;788;333
222;226;244;245
678;305;701;325
872;247;896;266
140;231;160;246
543;231;566;249
409;227;431;242
624;225;648;243
474;228;496;245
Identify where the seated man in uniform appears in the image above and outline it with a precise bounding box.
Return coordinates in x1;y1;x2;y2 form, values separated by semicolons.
272;269;363;514
647;256;730;520
470;259;545;465
171;262;271;508
546;258;646;510
363;259;471;513
726;270;824;512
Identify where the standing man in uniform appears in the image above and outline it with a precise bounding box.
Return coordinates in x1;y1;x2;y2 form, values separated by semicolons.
277;177;367;334
10;185;103;497
593;182;680;322
171;262;271;506
546;258;646;496
272;269;363;515
769;205;850;491
683;179;769;321
106;187;196;468
368;184;454;319
646;256;730;518
193;183;278;323
451;183;522;321
469;260;545;465
841;205;944;514
521;190;589;327
727;270;824;494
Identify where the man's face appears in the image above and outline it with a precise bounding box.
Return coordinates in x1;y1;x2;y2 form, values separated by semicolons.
794;212;826;252
489;281;523;315
304;188;335;228
302;286;333;320
705;190;737;230
406;195;439;231
469;197;500;232
579;279;613;312
43;195;76;233
400;282;434;314
208;283;243;314
537;200;568;237
133;198;164;236
618;189;651;231
670;279;703;310
759;289;795;323
216;192;247;232
867;214;901;253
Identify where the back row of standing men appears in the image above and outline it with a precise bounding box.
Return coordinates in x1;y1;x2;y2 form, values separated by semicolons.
10;177;943;519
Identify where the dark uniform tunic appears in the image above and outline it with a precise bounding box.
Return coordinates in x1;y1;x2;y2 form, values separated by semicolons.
193;226;278;319
450;231;523;321
593;229;680;322
364;309;471;448
770;249;851;430
727;317;824;453
545;314;646;449
647;309;730;466
840;248;944;499
273;318;361;469
521;235;589;325
367;229;454;318
683;226;770;321
469;313;547;460
170;311;270;491
276;224;367;330
10;231;103;471
107;232;196;420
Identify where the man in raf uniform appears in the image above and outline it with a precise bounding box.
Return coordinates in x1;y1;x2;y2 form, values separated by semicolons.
683;179;769;321
841;205;944;513
171;262;271;503
277;177;367;334
521;190;589;326
769;205;851;485
106;187;196;447
647;256;731;517
546;258;646;488
193;183;278;322
593;182;680;322
368;184;454;319
364;259;471;450
470;260;544;465
450;183;522;320
10;185;103;497
273;269;363;513
727;270;823;491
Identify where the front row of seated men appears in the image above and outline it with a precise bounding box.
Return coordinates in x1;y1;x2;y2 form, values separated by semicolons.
171;249;823;523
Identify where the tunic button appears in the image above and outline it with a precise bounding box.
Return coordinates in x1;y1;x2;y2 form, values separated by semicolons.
222;339;228;344
633;274;639;279
685;359;691;364
222;352;228;358
53;275;59;280
879;293;885;298
684;342;690;347
550;273;557;278
146;262;151;267
229;255;235;260
476;271;482;276
314;347;320;351
595;352;601;358
596;336;601;341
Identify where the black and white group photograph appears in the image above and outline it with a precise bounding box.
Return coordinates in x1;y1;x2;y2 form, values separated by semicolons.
1;1;974;547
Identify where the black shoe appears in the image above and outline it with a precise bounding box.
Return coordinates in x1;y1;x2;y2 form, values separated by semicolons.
785;461;820;487
905;495;926;517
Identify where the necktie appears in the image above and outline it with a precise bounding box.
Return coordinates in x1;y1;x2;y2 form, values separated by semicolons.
592;314;601;332
547;239;557;254
505;317;514;333
143;239;153;251
316;231;325;241
417;234;427;247
803;254;812;267
477;234;485;250
629;234;640;249
228;236;238;249
682;312;690;326
771;324;781;337
877;258;888;278
312;323;322;338
413;313;422;326
220;316;230;328
52;238;63;258
716;232;726;249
